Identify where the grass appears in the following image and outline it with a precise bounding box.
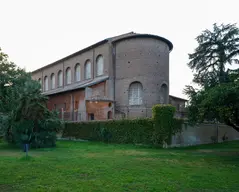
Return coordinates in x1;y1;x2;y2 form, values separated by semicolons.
0;141;239;192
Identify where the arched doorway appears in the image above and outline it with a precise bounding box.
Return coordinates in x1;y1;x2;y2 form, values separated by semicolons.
107;111;112;119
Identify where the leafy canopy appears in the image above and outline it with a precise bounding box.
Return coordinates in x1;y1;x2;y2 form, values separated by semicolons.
185;23;239;132
0;47;62;147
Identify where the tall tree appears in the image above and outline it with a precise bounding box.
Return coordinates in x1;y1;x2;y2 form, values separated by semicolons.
0;48;30;113
0;48;62;147
185;23;239;132
188;23;239;88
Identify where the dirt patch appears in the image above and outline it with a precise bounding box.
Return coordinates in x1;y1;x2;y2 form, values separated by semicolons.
0;150;45;158
114;150;149;156
82;153;103;158
197;150;239;156
0;184;15;192
135;157;157;161
197;149;214;153
0;151;23;157
163;159;180;163
184;161;205;167
213;151;239;156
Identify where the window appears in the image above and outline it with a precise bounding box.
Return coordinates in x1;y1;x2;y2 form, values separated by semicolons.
161;84;168;104
44;76;48;91
128;82;143;105
51;73;55;89
66;67;71;85
38;78;42;88
75;63;81;82
85;60;91;79
96;55;104;76
58;70;63;87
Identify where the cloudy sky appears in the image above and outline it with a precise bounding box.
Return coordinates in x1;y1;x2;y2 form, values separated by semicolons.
0;0;238;99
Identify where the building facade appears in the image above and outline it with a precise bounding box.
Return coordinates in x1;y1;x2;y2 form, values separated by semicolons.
31;32;186;121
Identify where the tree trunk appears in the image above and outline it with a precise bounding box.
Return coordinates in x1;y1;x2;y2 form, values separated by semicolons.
225;120;239;132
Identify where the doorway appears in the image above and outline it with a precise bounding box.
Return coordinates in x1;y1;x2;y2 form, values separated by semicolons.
89;113;94;120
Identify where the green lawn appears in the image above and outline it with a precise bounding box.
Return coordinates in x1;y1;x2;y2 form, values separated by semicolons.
0;141;239;192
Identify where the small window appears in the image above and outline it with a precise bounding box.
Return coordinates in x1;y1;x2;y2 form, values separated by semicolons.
161;84;168;104
75;63;81;82
128;82;143;105
51;73;55;89
66;67;71;85
85;60;91;79
44;76;48;91
177;104;180;111
58;70;63;87
96;55;104;76
38;78;42;89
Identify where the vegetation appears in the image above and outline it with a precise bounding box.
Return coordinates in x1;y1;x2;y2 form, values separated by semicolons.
63;105;183;146
184;23;239;131
63;118;155;144
0;140;238;191
0;48;62;148
152;104;176;145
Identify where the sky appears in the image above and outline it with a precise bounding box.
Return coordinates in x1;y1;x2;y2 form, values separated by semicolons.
0;0;238;99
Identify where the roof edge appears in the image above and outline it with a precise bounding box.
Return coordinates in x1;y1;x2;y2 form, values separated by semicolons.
111;33;173;51
31;39;108;74
31;32;173;74
169;95;188;101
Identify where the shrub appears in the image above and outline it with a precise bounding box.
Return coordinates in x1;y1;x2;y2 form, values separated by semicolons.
63;118;155;144
63;104;184;146
173;118;184;134
152;104;176;145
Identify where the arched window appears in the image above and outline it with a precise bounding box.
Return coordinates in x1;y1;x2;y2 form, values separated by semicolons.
161;83;168;104
66;67;71;85
44;76;48;91
38;78;42;85
85;60;91;79
128;82;143;105
50;73;55;89
58;70;63;87
96;55;104;76
75;63;81;82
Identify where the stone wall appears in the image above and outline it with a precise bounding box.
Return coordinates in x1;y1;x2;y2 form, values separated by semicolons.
171;123;239;147
114;37;170;117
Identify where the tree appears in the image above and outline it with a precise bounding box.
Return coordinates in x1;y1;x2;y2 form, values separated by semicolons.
185;23;239;132
0;48;62;147
0;48;30;113
188;23;239;88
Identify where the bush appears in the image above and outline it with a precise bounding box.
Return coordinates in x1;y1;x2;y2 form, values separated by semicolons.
63;118;155;144
63;104;184;146
152;104;176;145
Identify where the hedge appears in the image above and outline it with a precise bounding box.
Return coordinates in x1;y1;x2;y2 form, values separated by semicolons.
63;118;155;144
62;105;184;146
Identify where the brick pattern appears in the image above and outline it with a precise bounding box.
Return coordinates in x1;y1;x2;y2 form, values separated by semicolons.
32;34;175;120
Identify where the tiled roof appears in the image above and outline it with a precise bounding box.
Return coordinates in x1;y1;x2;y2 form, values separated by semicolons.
31;32;173;74
43;75;109;96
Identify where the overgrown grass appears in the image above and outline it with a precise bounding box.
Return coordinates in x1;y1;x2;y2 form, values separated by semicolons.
0;141;239;191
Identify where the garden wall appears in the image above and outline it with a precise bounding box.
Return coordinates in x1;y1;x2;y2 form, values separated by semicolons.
171;123;239;147
61;105;180;146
